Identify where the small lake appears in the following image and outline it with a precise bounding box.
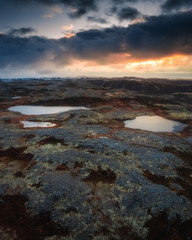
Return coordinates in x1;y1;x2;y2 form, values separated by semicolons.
21;121;56;128
124;115;187;133
8;105;89;115
12;96;22;99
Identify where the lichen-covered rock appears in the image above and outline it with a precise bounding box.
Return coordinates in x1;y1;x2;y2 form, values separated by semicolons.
0;78;191;240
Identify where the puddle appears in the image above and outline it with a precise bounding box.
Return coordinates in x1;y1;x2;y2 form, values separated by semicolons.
124;115;187;133
12;96;22;99
8;105;89;115
21;121;56;128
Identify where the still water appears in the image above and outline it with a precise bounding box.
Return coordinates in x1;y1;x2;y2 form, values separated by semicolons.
21;121;56;128
124;115;187;133
8;105;89;115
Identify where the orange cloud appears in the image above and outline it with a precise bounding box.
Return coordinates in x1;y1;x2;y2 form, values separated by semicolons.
125;55;191;72
63;54;192;78
62;24;73;31
36;53;192;79
130;17;146;25
63;32;75;38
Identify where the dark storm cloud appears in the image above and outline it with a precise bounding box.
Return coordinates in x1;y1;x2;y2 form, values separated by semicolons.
87;16;108;24
0;35;57;68
117;7;140;20
110;0;192;12
124;11;192;58
5;0;192;20
0;11;192;68
111;0;138;3
8;27;36;36
11;0;97;17
68;8;87;18
64;10;192;60
162;0;192;11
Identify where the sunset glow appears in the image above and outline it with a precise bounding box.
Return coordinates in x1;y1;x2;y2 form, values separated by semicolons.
0;0;191;78
125;55;191;72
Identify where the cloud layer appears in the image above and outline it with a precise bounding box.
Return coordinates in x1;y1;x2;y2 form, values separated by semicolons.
0;10;191;70
9;0;192;18
162;0;192;11
117;7;140;20
12;0;97;17
7;27;36;36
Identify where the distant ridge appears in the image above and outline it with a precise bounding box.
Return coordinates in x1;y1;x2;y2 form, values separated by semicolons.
86;77;192;94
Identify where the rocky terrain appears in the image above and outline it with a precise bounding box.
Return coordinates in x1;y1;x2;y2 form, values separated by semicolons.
0;77;191;240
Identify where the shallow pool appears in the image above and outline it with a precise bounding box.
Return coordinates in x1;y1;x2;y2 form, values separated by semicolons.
12;96;22;99
8;105;89;115
21;121;56;128
124;115;187;133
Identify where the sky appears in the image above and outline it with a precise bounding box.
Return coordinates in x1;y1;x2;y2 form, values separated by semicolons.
0;0;192;79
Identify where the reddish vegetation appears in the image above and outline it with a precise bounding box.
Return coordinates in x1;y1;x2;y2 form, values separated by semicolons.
26;160;37;170
0;147;34;175
145;211;192;240
0;147;34;171
176;167;192;201
162;147;192;201
14;171;24;178
39;137;64;145
0;147;33;162
56;164;69;171
0;195;69;240
35;96;105;107
74;161;83;169
23;134;36;139
163;146;192;166
181;124;192;138
143;170;170;188
83;166;117;184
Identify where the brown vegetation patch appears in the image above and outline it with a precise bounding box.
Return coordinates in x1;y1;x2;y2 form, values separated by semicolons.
83;166;117;184
34;96;105;107
0;195;69;240
176;167;192;201
56;164;70;171
116;225;143;240
23;134;36;139
0;147;33;168
163;146;192;166
145;211;192;240
162;147;192;200
26;160;37;170
39;136;64;145
14;171;24;178
181;125;192;137
74;161;83;169
31;183;42;189
143;170;171;188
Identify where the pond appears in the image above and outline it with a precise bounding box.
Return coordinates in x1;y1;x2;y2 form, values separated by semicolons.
21;121;56;128
124;115;187;133
8;105;89;115
12;96;22;99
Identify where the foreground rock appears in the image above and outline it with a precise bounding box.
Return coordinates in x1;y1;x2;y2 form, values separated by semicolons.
0;77;191;240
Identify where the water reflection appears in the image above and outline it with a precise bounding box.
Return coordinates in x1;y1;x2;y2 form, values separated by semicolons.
21;121;56;128
8;105;89;115
12;96;22;99
124;115;187;133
